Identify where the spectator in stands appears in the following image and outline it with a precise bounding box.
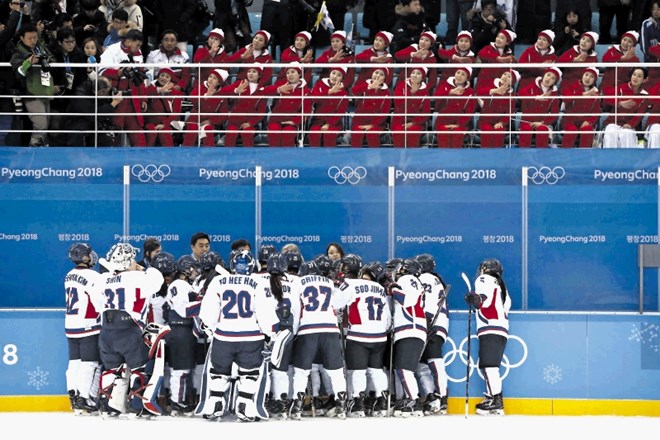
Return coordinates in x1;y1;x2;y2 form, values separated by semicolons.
278;30;314;84
350;67;392;148
420;0;441;33
552;7;586;56
182;68;229;147
557;31;599;92
102;8;132;49
143;67;183;147
640;1;660;86
73;0;107;47
517;29;557;91
259;0;304;59
0;1;29;89
220;67;268;147
192;28;228;91
517;66;561;148
146;29;191;93
597;0;631;45
363;0;397;44
475;28;516;92
433;65;476;148
602;66;649;148
560;66;601;148
213;0;251;53
468;0;511;54
601;30;640;90
308;65;349;147
437;30;475;86
644;80;660;148
516;0;552;45
315;30;356;89
354;30;394;84
226;29;274;88
10;23;58;147
152;0;196;53
261;62;313;147
554;0;592;32
391;0;431;55
64;75;124;146
631;0;653;31
390;66;431;148
446;0;475;44
476;69;520;148
82;37;103;80
394;30;439;91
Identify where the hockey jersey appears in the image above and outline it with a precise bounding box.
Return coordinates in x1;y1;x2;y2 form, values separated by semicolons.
296;274;352;336
340;278;391;343
419;272;448;339
64;267;104;338
474;274;511;338
391;274;426;342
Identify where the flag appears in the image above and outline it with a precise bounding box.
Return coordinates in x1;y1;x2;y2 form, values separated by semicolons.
314;1;335;32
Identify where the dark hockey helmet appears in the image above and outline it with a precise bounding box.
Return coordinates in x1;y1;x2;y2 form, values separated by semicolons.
415;253;436;274
341;254;363;278
199;251;224;272
283;250;303;273
395;259;422;278
68;242;94;266
151;252;176;275
298;261;321;276
230;249;256;275
313;254;332;277
386;257;403;272
257;244;277;264
176;255;201;279
266;253;287;275
358;260;384;282
479;258;503;277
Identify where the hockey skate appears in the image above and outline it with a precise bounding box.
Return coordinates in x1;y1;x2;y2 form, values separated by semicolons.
348;392;366;418
363;391;376;417
476;393;504;416
423;393;444;416
73;394;99;416
169;400;195;417
372;391;389;417
289;392;305;420
327;392;347;419
392;397;424;418
302;395;324;417
269;394;291;420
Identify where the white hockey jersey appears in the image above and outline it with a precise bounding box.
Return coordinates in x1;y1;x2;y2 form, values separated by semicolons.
391;274;427;342
199;273;278;342
297;274;352;336
474;274;511;338
64;267;104;338
419;272;449;339
340;278;391;343
93;267;164;325
166;278;201;322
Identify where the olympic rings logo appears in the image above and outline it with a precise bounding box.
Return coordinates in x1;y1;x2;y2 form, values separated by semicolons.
131;164;171;183
527;166;565;185
443;334;528;383
327;166;367;185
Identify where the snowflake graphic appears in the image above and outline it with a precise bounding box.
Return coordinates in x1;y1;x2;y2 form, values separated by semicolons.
27;366;49;390
543;364;562;385
629;323;660;353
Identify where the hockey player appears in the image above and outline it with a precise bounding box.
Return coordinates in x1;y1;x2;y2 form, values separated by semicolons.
414;253;449;415
339;258;391;418
196;250;279;422
65;243;103;415
93;242;166;418
464;258;511;416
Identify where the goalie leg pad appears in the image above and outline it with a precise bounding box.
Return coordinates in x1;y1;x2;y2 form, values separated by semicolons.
236;367;260;422
99;366;125;416
197;367;231;418
142;340;166;416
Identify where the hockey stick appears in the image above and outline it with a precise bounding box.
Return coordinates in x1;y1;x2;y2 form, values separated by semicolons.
418;284;451;362
462;272;472;418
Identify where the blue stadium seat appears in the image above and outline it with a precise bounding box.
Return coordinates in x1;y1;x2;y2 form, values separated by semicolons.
249;12;262;33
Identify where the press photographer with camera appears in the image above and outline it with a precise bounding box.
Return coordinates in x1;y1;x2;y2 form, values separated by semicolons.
99;29;149;146
10;23;58;146
468;0;511;53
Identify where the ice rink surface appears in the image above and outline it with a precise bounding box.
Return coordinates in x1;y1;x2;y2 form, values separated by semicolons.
2;412;658;439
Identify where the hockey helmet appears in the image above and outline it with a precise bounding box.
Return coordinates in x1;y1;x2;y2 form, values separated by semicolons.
283;250;303;273
395;259;422;278
68;242;94;266
341;254;363;278
415;253;436;274
257;244;277;264
151;252;176;275
176;255;201;280
230;249;256;275
199;251;224;272
358;261;385;282
479;258;503;277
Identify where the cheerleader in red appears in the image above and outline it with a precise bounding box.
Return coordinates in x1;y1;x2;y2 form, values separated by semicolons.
261;62;312;147
434;65;476;148
278;31;314;84
350;67;392;147
517;29;558;91
436;30;476;87
601;66;649;148
143;67;183;147
181;68;230;147
477;69;520;148
316;30;356;89
557;31;599;92
191;28;229;92
475;29;516;91
226;30;274;88
221;67;268;147
354;30;394;85
394;31;438;91
517;66;561;148
601;30;640;91
308;66;349;147
391;66;431;148
560;66;601;148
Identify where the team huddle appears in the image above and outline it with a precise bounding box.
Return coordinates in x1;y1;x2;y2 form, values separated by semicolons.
64;240;510;421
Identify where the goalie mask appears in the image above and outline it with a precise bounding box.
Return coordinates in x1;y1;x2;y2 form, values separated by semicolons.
106;242;138;271
230;249;256;275
151;252;176;276
68;242;94;266
479;258;503;277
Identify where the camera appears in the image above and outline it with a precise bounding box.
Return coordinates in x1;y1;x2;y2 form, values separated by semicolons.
121;65;149;87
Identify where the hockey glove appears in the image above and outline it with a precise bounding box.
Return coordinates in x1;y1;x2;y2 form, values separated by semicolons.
464;292;483;309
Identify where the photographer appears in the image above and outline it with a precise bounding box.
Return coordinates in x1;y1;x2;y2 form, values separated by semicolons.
468;0;511;53
64;76;124;146
10;23;58;146
99;29;149;146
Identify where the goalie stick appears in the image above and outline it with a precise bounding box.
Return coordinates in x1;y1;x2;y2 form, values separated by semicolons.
462;272;473;418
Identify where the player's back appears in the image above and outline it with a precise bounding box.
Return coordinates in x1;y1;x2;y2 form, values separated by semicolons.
100;267;164;322
297;274;350;336
340;277;391;343
64;267;103;337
